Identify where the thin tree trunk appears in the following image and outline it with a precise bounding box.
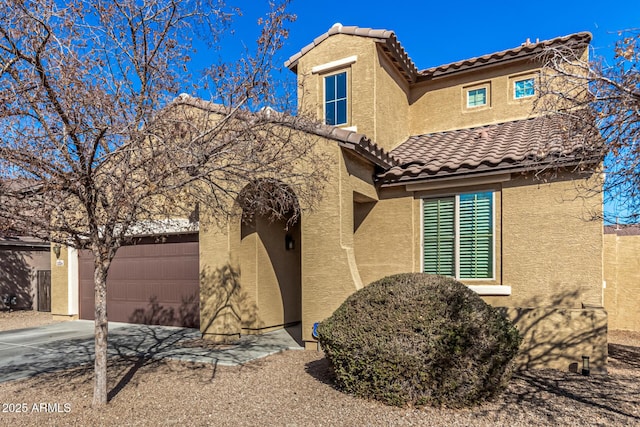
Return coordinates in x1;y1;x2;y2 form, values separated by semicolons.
92;259;109;406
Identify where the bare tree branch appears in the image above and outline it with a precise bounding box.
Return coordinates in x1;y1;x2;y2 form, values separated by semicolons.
0;0;328;406
535;31;640;222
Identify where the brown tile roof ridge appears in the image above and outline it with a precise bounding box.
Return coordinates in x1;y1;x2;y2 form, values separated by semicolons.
378;114;601;184
419;32;592;78
170;94;400;169
604;224;640;236
284;23;418;82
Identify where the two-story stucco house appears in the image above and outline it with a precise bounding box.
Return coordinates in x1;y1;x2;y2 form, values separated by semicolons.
51;25;607;371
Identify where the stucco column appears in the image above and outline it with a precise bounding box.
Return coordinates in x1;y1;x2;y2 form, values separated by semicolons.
50;245;79;320
199;220;242;342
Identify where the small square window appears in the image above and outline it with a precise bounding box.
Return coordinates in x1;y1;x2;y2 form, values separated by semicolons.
467;88;487;107
514;78;535;99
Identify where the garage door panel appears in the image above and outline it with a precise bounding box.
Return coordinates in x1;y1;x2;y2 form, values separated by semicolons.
79;236;199;327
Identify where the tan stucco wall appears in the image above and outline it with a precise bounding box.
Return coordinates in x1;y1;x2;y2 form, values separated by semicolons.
409;61;540;135
353;186;417;287
604;233;640;331
199;217;245;341
299;147;376;346
498;173;603;308
506;307;607;372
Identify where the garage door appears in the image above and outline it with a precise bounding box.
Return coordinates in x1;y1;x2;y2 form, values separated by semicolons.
79;234;199;327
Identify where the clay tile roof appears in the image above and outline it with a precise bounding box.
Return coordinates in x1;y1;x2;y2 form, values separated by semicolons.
285;23;419;83
311;125;401;169
420;32;592;78
378;114;601;184
0;235;49;248
171;94;399;169
604;224;640;236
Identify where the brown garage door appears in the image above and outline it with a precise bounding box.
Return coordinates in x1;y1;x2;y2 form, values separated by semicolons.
79;234;199;327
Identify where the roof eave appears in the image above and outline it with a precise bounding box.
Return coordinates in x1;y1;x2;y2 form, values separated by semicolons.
338;141;395;169
417;50;540;81
418;32;592;80
378;157;600;188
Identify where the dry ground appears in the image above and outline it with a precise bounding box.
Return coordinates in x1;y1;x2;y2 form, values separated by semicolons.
0;312;639;426
0;310;62;332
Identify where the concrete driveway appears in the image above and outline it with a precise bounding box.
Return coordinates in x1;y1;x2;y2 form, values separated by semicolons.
0;320;302;383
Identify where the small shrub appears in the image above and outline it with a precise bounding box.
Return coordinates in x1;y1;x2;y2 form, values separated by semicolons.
317;273;522;408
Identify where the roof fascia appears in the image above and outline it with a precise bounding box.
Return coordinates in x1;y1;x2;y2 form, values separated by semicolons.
403;172;512;192
416;54;538;82
417;32;591;81
379;158;597;188
338;141;393;169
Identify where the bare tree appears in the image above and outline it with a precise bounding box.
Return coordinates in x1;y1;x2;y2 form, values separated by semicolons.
537;31;640;222
0;0;328;405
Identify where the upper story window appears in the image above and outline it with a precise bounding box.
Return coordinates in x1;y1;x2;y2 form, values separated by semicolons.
514;77;535;99
324;71;347;126
467;87;487;108
422;192;494;280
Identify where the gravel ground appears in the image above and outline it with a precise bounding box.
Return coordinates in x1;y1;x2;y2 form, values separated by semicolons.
0;310;62;332
0;312;639;426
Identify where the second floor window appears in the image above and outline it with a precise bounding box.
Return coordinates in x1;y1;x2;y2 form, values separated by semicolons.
514;78;535;99
467;88;487;108
325;72;347;125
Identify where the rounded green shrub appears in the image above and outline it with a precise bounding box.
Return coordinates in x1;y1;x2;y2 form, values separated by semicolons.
317;273;522;408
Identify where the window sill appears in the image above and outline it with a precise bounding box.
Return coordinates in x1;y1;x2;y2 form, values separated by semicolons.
467;285;511;296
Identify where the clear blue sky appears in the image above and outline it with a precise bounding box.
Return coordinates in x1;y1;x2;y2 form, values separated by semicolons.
223;0;640;74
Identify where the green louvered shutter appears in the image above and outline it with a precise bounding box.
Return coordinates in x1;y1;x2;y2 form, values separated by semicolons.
423;198;455;276
459;192;493;278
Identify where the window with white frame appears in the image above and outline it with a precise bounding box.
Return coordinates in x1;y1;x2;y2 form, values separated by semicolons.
422;192;494;279
514;77;535;99
467;87;487;108
324;71;347;125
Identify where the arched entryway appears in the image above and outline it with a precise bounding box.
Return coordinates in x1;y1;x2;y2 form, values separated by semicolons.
238;181;302;343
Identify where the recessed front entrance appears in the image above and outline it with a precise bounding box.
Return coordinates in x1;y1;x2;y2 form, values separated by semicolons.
240;213;302;333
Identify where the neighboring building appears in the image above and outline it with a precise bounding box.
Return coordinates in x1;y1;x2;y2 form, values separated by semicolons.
604;224;640;332
0;236;51;311
51;25;607;371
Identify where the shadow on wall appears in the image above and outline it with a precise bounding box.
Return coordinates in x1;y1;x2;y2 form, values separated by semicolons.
499;289;608;373
0;249;34;310
253;214;302;328
199;263;262;342
129;294;200;328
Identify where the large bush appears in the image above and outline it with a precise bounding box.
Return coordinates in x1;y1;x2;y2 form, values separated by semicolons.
317;273;522;408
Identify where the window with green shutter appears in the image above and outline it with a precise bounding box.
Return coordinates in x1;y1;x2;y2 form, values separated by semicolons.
423;197;455;276
423;192;494;279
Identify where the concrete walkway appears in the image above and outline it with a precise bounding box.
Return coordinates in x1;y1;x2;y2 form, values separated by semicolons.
0;320;303;383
